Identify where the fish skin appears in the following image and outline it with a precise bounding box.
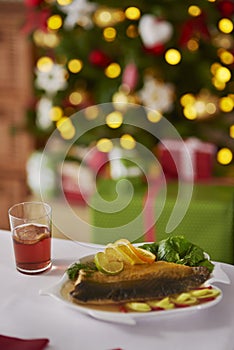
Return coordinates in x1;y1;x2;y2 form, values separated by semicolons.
70;261;210;304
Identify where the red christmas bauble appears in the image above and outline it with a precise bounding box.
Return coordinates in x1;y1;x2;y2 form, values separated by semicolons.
143;44;165;55
24;0;44;6
89;50;112;68
217;0;234;17
179;13;210;46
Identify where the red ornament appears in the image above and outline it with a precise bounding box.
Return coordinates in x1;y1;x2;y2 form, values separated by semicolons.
217;0;234;17
89;50;112;68
22;8;50;33
179;13;210;47
24;0;44;7
143;44;165;55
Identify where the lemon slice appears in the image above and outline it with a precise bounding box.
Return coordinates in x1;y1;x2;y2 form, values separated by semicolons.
133;247;156;263
94;252;124;275
114;239;146;264
114;239;156;264
116;244;145;264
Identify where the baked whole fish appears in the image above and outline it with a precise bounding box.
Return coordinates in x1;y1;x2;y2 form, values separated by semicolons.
70;261;210;304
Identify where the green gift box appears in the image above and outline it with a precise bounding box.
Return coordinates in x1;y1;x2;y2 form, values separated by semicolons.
90;180;234;264
155;183;234;264
90;178;148;244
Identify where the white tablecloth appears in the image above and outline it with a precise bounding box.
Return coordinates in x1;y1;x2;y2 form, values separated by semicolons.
0;229;234;350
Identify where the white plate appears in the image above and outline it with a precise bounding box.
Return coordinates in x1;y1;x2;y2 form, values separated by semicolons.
40;255;224;325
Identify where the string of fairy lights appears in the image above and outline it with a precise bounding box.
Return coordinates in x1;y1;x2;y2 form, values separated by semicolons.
34;0;234;166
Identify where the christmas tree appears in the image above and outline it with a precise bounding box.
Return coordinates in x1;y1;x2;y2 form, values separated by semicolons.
24;0;234;175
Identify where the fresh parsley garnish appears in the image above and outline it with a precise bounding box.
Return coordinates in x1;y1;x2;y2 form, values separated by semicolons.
67;261;97;281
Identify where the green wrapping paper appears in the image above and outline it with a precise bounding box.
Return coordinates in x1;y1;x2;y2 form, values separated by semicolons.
90;178;147;244
90;180;234;264
155;183;234;264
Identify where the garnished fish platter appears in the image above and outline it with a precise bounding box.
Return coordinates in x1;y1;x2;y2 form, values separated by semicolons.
40;236;224;325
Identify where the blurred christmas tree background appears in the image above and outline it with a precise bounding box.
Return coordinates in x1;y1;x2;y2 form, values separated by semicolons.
24;0;234;176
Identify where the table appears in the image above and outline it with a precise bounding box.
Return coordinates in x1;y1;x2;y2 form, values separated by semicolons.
1;230;234;350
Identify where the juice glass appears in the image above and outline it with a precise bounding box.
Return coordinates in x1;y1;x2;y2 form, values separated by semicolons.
8;201;52;274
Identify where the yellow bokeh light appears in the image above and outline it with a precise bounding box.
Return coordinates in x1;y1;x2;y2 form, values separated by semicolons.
103;27;116;41
57;0;72;5
125;7;141;20
126;24;138;38
33;30;45;47
219;96;234;112
230;125;234;138
147;110;162;123
43;32;60;48
93;8;125;27
180;93;195;107
68;59;83;73
106;111;123;128
206;102;217;115
219;50;234;65
60;125;76;140
56;116;76;139
49;106;63;121
188;5;201;17
194;100;206;115
165;49;181;65
187;39;199;51
120;134;136;150
215;66;232;83
84;105;99;120
112;91;129;104
218;18;234;34
210;62;221;75
217;148;233;165
47;15;63;30
183;105;197;120
36;56;53;72
213;33;233;49
212;77;226;90
94;9;112;27
69;91;83;105
56;117;72;131
96;138;113;152
105;63;121;78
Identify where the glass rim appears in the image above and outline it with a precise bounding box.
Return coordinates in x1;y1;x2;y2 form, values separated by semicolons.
8;201;52;221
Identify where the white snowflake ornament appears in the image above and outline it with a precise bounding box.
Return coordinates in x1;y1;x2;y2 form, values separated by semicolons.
35;63;67;95
59;0;97;29
138;75;175;113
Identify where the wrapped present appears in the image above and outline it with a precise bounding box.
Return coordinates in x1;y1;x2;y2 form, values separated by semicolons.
61;161;95;205
155;182;234;264
90;180;234;264
90;178;158;244
61;146;109;204
158;137;216;181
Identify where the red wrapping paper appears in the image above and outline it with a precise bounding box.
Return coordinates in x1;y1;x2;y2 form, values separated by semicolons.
158;138;216;181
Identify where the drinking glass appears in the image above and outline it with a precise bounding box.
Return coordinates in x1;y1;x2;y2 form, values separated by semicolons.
8;201;52;274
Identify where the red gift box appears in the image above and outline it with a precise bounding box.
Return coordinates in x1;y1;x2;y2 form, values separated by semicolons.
61;161;95;205
158;138;216;181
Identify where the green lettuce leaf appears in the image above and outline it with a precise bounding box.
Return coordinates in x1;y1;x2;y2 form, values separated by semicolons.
141;235;214;273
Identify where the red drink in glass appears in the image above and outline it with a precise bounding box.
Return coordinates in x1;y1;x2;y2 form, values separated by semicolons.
13;223;51;273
